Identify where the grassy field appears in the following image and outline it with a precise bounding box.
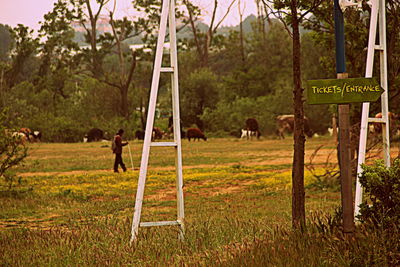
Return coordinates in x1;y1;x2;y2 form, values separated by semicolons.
0;136;398;266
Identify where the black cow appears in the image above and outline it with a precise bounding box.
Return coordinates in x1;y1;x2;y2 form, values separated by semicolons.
244;118;261;139
85;128;104;142
186;128;207;141
135;130;145;140
276;115;313;139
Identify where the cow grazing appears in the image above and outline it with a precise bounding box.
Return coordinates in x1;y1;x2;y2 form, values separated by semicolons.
328;127;338;137
19;128;31;139
244;118;261;139
30;131;42;142
12;131;28;144
240;129;258;140
167;116;186;138
186;128;207;141
276;115;313;139
371;112;399;137
17;128;41;143
152;127;164;140
135;130;145;140
85;128;104;142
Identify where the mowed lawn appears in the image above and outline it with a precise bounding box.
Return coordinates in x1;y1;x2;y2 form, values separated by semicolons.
0;136;392;265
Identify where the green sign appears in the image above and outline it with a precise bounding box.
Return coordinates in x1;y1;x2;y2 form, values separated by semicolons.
307;77;384;105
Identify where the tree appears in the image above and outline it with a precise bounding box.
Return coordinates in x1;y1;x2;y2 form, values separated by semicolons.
67;0;178;118
181;68;219;130
71;0;111;78
0;24;13;62
262;0;323;229
0;110;28;189
36;0;82;106
0;24;13;107
102;14;137;118
6;25;39;89
183;0;237;67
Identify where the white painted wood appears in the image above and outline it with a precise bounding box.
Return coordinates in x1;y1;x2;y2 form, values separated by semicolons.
160;67;174;72
140;220;182;227
355;0;389;218
378;0;390;167
130;0;184;243
367;118;385;123
169;0;185;241
150;142;178;147
130;0;171;243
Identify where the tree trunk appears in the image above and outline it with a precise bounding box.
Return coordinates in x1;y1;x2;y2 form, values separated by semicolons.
84;0;103;78
120;86;129;119
238;0;246;65
290;0;306;230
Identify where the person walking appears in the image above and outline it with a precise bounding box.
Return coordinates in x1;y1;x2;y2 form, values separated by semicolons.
113;129;128;173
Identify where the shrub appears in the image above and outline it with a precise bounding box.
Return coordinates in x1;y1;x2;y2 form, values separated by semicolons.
0;110;28;189
357;159;400;228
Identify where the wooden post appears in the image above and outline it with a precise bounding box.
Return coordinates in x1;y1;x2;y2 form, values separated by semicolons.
337;73;355;234
332;114;338;145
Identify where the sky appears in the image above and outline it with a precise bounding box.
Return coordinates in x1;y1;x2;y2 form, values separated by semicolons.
0;0;257;30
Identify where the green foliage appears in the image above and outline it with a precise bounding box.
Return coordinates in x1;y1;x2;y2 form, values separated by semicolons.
0;24;13;61
0;110;28;189
181;68;220;129
357;160;400;228
202;79;294;135
6;24;39;88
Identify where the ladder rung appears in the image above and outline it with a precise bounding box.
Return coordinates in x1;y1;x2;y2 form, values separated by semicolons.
368;118;387;123
150;142;177;147
160;67;174;72
374;45;384;51
140;220;181;227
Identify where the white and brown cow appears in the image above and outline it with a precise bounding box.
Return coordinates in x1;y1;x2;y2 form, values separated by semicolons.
243;118;261;140
370;112;399;137
276;115;313;139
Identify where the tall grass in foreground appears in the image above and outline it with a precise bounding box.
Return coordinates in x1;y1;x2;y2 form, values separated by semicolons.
2;140;399;266
1;214;399;266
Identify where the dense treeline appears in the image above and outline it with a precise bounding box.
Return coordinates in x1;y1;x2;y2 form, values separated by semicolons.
0;0;399;142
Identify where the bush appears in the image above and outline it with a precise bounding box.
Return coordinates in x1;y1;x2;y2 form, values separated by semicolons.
357;159;400;228
0;110;28;189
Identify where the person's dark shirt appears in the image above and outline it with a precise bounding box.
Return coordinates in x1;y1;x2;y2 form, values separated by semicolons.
114;134;127;154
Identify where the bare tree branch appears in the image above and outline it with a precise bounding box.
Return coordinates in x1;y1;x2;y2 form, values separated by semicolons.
213;0;237;32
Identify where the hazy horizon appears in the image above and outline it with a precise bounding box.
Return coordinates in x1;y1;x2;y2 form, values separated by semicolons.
0;0;257;30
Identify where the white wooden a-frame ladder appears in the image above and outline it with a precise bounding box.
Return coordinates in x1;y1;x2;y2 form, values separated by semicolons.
130;0;184;243
354;0;390;218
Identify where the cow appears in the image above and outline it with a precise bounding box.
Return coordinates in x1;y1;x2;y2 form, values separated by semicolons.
244;118;261;139
84;128;104;142
152;127;164;140
12;131;28;144
167;116;186;138
17;128;41;143
370;112;399;137
328;127;338;137
30;131;42;142
19;128;31;140
186;128;207;141
135;130;145;140
276;115;313;139
240;129;258;140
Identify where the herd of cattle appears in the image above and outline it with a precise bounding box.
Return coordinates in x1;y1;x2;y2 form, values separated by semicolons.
80;115;309;143
10;128;42;143
236;112;400;140
10;112;399;145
